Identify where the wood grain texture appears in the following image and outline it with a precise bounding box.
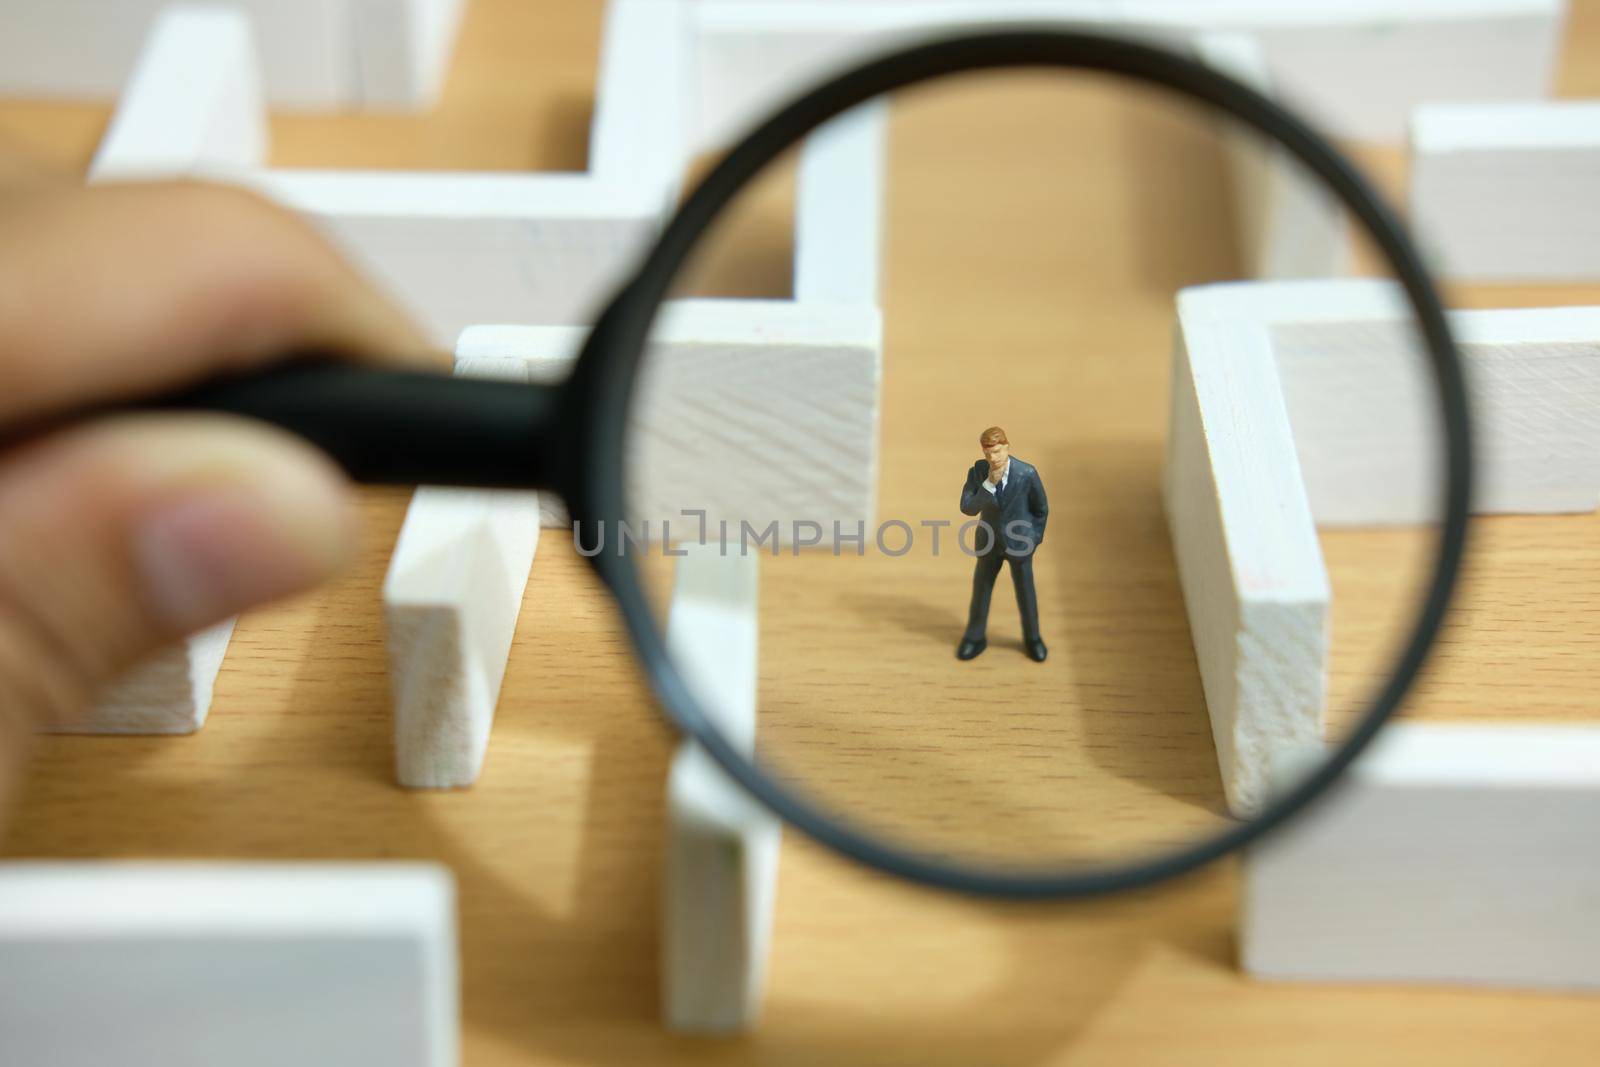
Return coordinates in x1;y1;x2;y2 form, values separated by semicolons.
3;0;1600;1063
1171;278;1600;524
1273;295;1600;522
456;300;883;533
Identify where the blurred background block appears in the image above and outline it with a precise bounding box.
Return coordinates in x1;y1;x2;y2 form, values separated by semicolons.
662;547;780;1034
1244;724;1600;990
0;0;466;109
0;863;458;1067
1411;100;1600;281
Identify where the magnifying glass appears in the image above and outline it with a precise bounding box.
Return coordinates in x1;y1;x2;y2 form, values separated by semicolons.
100;28;1472;898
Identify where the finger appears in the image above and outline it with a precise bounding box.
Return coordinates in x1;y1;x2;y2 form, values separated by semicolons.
0;180;444;426
0;414;357;742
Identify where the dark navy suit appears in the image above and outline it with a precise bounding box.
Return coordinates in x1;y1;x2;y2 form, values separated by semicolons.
959;457;1048;644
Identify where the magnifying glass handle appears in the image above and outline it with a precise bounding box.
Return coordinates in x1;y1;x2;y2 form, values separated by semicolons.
146;360;565;490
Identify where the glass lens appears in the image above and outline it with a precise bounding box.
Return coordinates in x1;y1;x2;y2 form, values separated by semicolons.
612;68;1449;873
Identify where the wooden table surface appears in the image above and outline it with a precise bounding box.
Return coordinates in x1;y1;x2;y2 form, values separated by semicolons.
3;2;1598;1063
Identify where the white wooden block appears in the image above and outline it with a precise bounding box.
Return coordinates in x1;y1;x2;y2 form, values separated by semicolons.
457;299;883;533
70;620;237;735
89;6;267;181
1163;288;1329;817
0;0;341;107
0;862;458;1066
795;99;887;305
1194;32;1347;279
666;748;780;1034
1411;100;1600;281
83;1;687;344
690;1;1563;151
1167;279;1600;813
0;0;465;110
1197;280;1600;523
1244;723;1600;990
384;357;541;789
420;113;883;863
662;546;780;1034
690;1;1116;152
591;0;694;201
255;173;668;343
353;0;470;109
2;0;1565;128
229;0;693;343
1117;0;1566;143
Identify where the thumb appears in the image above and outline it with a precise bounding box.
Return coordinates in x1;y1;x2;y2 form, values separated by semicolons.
0;414;356;737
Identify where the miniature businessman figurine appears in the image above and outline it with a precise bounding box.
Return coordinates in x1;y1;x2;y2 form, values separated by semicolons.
957;426;1049;662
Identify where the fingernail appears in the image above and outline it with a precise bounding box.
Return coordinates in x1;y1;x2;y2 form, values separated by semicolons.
133;486;354;632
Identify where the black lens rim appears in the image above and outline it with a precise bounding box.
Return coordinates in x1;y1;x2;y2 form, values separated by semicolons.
570;27;1474;898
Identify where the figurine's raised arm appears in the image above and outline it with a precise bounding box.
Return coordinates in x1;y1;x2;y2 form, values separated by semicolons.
959;459;990;515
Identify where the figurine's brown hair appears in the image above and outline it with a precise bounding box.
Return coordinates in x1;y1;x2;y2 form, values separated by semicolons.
979;426;1008;448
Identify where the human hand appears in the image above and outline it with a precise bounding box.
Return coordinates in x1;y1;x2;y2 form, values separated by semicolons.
0;178;437;821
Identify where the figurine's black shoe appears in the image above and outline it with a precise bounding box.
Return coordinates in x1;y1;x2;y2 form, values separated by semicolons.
956;637;987;661
1025;638;1048;663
